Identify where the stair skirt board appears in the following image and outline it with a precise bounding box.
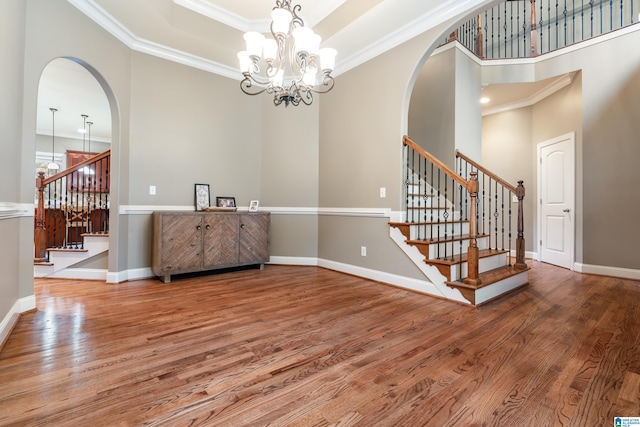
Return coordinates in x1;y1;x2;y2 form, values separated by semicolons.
389;223;529;305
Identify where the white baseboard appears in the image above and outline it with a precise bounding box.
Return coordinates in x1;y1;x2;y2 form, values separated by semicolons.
268;256;319;266
573;263;640;281
1;295;36;348
509;250;538;260
270;256;442;296
106;267;154;283
317;258;444;296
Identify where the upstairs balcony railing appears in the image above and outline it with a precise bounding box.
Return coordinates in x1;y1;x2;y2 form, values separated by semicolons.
450;0;640;59
34;150;110;261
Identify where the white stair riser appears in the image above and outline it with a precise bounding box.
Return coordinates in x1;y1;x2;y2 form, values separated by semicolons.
475;271;530;305
429;236;489;258
447;252;508;280
407;194;451;208
406;209;461;222
409;222;470;240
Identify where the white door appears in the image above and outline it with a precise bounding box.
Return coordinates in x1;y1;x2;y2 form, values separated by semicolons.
538;133;575;269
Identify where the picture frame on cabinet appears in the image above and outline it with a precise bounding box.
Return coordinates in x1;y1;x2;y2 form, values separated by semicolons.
249;200;259;212
194;183;210;211
216;196;236;208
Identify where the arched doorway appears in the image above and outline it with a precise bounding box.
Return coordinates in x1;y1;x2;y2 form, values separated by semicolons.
35;57;115;280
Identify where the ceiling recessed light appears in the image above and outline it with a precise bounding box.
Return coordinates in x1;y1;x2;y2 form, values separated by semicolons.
480;97;490;104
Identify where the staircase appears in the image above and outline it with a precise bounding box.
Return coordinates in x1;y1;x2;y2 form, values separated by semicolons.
34;233;109;279
390;136;529;306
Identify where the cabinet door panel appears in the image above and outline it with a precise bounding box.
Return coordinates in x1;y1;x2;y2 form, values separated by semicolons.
161;215;202;272
239;214;269;263
204;214;239;267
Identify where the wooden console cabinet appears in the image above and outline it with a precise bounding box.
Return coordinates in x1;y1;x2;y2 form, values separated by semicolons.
152;211;270;283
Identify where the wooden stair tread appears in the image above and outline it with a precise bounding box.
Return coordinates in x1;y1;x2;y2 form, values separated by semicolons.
47;248;89;253
389;220;469;227
82;233;109;237
426;249;507;265
407;233;489;245
447;265;530;290
406;206;452;210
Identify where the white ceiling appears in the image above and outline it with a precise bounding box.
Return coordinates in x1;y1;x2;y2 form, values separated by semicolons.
37;0;570;144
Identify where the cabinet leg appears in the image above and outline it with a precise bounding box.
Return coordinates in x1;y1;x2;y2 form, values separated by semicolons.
160;275;171;283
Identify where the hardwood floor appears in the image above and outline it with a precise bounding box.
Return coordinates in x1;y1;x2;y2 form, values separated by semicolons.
1;262;639;426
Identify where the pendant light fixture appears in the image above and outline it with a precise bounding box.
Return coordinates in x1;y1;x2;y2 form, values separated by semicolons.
87;121;93;153
47;108;60;171
80;114;95;175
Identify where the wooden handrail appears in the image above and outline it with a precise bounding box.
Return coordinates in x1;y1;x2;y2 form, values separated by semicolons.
403;136;469;190
456;148;527;271
34;150;111;260
42;150;111;187
455;149;517;193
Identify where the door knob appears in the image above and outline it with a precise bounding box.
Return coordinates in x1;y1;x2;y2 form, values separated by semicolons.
563;209;570;213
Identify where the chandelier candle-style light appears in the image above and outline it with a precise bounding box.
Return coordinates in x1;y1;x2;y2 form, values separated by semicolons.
237;0;337;107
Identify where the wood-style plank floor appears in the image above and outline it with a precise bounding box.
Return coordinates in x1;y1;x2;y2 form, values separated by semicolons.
1;262;640;426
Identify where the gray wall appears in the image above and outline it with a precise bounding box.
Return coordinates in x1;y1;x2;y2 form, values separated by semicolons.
409;48;456;166
482;29;640;270
0;0;29;322
482;106;535;253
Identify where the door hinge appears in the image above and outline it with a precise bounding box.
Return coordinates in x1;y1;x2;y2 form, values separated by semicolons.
540;240;542;246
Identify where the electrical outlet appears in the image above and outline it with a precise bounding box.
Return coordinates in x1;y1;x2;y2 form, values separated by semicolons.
379;187;386;198
361;246;367;256
149;185;156;195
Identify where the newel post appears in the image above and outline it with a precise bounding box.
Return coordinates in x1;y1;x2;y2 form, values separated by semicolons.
515;180;527;270
476;14;484;59
463;172;481;287
530;0;539;57
34;171;47;262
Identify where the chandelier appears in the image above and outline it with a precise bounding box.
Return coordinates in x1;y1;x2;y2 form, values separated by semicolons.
237;0;337;107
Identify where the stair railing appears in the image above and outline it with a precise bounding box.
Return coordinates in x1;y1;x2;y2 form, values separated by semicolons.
403;136;526;285
455;150;527;271
403;136;482;285
447;0;639;59
34;150;110;261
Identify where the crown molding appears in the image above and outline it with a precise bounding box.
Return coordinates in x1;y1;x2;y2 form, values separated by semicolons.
331;0;487;75
67;0;240;80
68;0;485;79
173;0;348;33
173;0;269;33
482;73;575;116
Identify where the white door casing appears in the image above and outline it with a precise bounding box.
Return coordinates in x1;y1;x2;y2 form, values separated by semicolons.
537;133;575;269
